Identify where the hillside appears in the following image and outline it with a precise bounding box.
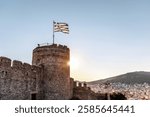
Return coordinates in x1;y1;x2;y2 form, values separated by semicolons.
88;71;150;85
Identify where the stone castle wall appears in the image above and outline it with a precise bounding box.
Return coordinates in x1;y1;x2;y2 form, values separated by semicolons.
32;44;71;99
0;57;43;100
0;44;104;100
71;81;97;100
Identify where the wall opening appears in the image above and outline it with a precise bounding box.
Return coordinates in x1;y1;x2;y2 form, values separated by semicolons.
31;93;37;100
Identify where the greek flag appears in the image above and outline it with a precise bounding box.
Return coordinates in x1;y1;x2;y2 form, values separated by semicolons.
54;21;69;34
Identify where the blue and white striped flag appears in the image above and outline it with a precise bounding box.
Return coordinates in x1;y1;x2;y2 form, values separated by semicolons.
54;22;69;34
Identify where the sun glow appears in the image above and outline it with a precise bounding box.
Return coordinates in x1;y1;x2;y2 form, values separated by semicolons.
68;56;80;70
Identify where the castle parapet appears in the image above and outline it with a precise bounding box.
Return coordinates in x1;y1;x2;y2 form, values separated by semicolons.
33;44;69;53
12;60;23;69
23;63;32;70
73;81;77;88
83;82;87;88
51;44;57;47
78;82;82;87
0;56;11;67
0;56;42;72
73;81;90;91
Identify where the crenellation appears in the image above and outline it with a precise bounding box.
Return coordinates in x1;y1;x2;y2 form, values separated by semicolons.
51;44;57;47
84;82;87;88
78;82;82;87
12;60;23;69
63;45;67;49
58;44;63;48
33;44;69;53
73;81;77;88
0;56;11;67
0;44;102;100
23;63;32;70
0;57;43;99
70;78;74;98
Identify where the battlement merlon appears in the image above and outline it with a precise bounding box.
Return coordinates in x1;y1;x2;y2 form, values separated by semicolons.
33;44;70;53
0;56;11;67
32;44;70;66
12;60;23;69
73;81;89;90
0;56;41;71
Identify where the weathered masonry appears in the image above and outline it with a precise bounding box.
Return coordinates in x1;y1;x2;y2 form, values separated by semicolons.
0;44;127;100
0;44;95;100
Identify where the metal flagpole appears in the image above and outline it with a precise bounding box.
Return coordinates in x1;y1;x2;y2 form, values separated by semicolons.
53;21;55;44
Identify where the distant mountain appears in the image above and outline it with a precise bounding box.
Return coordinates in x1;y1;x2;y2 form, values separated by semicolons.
88;71;150;85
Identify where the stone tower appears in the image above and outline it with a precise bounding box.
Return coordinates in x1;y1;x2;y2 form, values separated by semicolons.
32;44;70;99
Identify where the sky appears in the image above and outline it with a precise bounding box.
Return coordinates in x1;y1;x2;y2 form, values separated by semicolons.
1;0;150;81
